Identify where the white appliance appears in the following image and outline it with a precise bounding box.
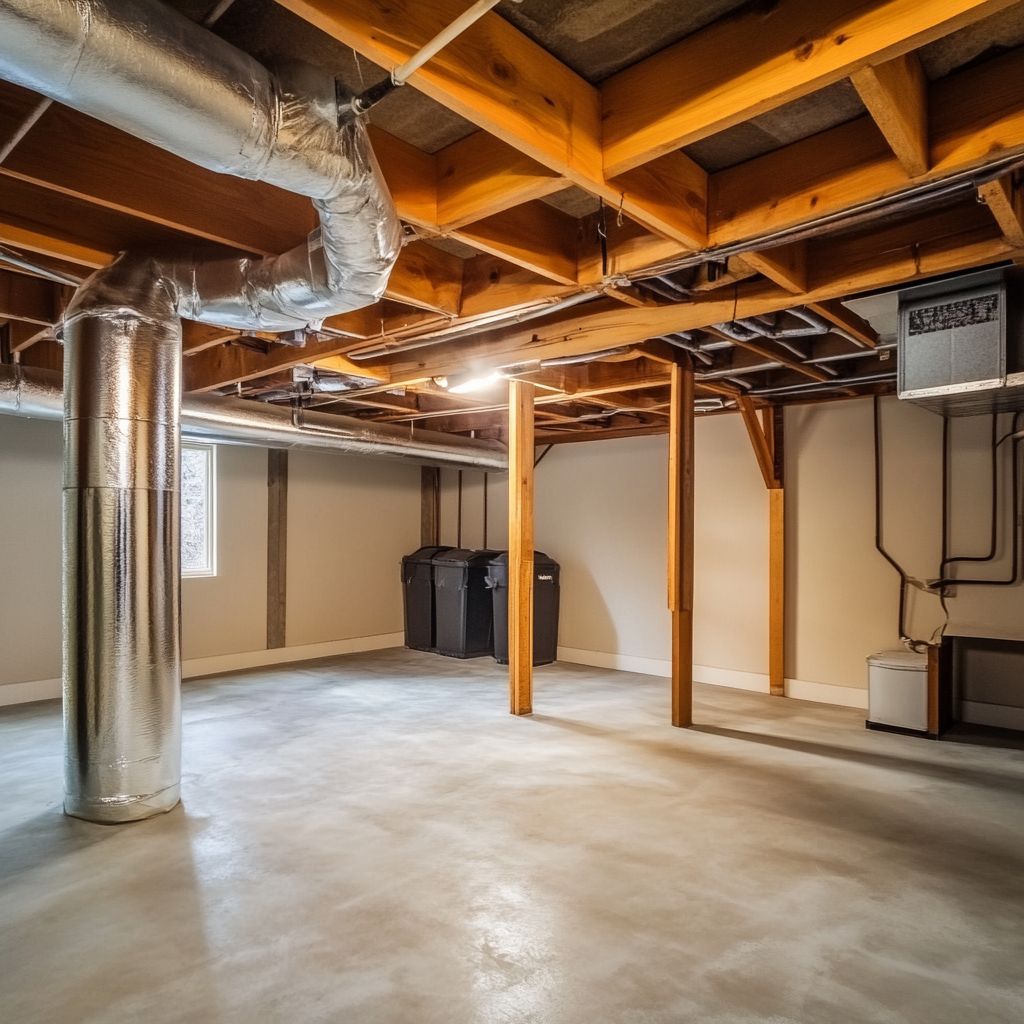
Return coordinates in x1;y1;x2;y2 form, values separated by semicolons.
867;650;929;733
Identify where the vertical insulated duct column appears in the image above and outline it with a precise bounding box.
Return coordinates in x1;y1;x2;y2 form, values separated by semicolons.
63;258;182;823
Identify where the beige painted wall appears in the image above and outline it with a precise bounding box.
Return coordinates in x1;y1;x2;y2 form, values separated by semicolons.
466;396;1024;697
285;451;420;646
0;420;421;695
0;416;63;687
181;443;268;661
473;418;768;673
4;394;1021;703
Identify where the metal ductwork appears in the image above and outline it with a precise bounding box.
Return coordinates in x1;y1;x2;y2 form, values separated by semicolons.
0;0;402;331
60;259;183;822
0;366;510;471
0;0;406;822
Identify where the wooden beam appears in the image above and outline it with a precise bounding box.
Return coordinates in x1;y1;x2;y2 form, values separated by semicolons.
385;203;1009;381
0;269;62;326
389;242;464;315
668;362;695;728
435;131;564;229
275;0;708;248
763;405;786;697
601;0;1009;176
451;201;578;285
367;125;438;229
421;466;441;547
0;92;314;255
737;396;778;490
742;244;808;295
712;45;1024;248
508;378;534;716
266;450;288;651
851;52;929;178
978;174;1024;248
8;320;51;353
805;299;879;348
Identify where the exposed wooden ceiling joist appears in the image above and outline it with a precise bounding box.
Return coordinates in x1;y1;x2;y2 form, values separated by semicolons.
382;202;1011;381
601;0;1013;176
274;0;709;248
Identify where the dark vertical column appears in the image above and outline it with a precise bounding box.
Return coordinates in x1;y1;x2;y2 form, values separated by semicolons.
420;466;440;546
267;449;288;650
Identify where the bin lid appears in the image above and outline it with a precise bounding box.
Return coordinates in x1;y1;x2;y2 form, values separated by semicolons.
403;545;451;563
489;550;558;569
432;548;500;566
867;649;928;671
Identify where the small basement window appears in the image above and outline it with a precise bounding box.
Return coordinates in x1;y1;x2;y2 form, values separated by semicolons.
181;442;217;578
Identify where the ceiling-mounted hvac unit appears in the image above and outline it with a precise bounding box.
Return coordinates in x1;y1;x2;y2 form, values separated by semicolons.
898;268;1024;415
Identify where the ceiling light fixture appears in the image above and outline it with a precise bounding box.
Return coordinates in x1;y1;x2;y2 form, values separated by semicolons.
447;370;507;395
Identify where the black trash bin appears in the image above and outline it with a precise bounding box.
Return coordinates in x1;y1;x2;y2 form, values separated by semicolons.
486;551;560;666
400;546;451;652
433;549;500;658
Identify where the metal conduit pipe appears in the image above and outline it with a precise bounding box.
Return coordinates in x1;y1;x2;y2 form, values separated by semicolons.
659;335;715;366
0;366;509;472
539;346;633;368
346;291;596;362
747;372;897;396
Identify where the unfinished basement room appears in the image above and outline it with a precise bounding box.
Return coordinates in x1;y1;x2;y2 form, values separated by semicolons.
3;0;1024;1021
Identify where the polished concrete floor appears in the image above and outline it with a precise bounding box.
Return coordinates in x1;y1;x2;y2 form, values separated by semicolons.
1;649;1023;1024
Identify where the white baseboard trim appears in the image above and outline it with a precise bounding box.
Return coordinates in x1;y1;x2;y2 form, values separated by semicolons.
785;677;868;711
0;676;62;707
556;646;673;678
0;632;405;708
556;646;868;710
961;699;1024;731
183;632;405;680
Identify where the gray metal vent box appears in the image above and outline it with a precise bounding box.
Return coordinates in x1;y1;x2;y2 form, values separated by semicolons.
898;269;1024;415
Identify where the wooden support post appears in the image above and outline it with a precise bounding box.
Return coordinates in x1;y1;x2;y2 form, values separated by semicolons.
420;466;441;546
668;362;695;727
267;449;288;650
763;406;786;698
508;378;535;716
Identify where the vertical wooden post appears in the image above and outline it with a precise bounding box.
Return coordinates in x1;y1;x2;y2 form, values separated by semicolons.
508;378;534;716
420;466;440;546
668;362;695;727
763;406;786;697
267;449;288;650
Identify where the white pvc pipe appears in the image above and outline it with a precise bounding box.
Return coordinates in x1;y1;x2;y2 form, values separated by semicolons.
391;0;506;85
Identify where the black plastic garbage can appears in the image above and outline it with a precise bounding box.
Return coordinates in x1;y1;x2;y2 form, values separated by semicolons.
433;549;500;658
401;546;451;652
486;551;560;666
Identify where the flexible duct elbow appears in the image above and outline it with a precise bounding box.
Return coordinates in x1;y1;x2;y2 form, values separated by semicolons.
0;0;402;332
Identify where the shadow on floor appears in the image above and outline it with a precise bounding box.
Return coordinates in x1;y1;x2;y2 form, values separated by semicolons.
530;712;1024;798
0;807;121;885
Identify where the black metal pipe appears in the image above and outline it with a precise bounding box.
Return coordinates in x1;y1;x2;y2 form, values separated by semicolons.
936;411;1022;590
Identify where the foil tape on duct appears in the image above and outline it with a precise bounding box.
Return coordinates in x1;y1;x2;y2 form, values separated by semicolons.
0;0;401;332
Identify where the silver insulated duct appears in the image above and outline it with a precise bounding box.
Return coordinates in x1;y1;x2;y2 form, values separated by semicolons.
0;0;402;331
0;0;405;822
0;366;510;472
61;261;183;823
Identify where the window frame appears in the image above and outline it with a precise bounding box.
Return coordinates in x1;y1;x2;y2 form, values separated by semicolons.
180;441;218;579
